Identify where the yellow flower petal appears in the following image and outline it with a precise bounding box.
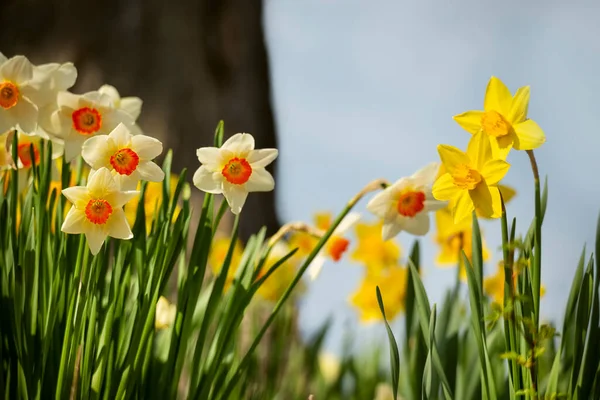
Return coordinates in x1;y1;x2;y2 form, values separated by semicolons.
453;110;484;134
489;186;502;218
437;144;470;174
432;173;458;201
489;132;514;161
481;159;510;186
498;184;516;204
513;119;546;151
452;191;474;224
470;183;494;218
508;85;530;124
484;76;512;115
466;131;492;171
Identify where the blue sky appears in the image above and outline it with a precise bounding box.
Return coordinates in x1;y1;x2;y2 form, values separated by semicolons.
263;0;600;354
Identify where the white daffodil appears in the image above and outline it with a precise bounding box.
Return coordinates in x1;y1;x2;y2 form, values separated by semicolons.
307;212;361;280
61;167;138;255
81;123;164;191
155;296;177;330
51;90;135;162
99;84;144;135
0;55;40;135
367;162;446;240
193;133;278;215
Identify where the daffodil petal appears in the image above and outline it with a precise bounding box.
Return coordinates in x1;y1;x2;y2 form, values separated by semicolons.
88;167;119;196
470;183;493;218
245;168;274;192
222;133;254;155
453;110;484;134
131;134;162;160
366;187;394;218
489;186;502;218
432;173;457;201
107;209;133;240
481;159;510;186
62;186;89;209
423;199;446;212
193;166;223;194
334;212;361;235
513;119;545;151
401;213;430;236
381;217;403;241
452;190;474;224
61;208;87;234
81;135;111;169
247;148;278;168
222;182;248;215
103;109;134;133
308;256;326;280
437;144;470;174
411;162;440;186
109;190;140;209
508;85;530;124
109;123;132;148
0;56;33;82
484;76;512;114
63;134;85;163
120;97;143;120
98;84;120;102
85;224;106;255
489;133;514;160
498;184;516;203
136;161;165;182
196;147;222;169
13;99;38;134
466;131;492;171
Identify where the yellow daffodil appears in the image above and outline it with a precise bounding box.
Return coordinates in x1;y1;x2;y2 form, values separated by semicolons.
288;230;319;259
155;296;177;330
484;262;546;306
61;167;138;255
123;174;181;230
453;76;545;160
81;123;164;190
193;133;278;215
351;220;401;274
208;236;245;290
51;90;136;162
433;132;510;224
318;352;341;384
349;264;407;323
256;242;301;302
307;212;360;280
367;162;446;239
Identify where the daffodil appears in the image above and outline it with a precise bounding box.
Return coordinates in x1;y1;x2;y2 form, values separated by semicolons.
307;212;360;280
51;90;135;162
0;55;40;134
193;133;278;215
367;162;446;239
318;352;341;384
155;296;177;330
81;123;164;190
256;242;301;302
349;264;407;323
351;220;401;274
433;132;510;224
208;236;245;290
99;84;144;135
61;167;138;255
484;261;546;306
453;76;545;160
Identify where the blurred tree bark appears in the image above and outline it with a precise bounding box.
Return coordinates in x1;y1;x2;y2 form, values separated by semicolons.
0;0;280;241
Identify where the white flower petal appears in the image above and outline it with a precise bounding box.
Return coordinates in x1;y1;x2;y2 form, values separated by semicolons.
307;256;326;280
334;212;361;235
61;208;87;234
401;213;430;236
0;53;7;64
88;167;119;195
109;123;133;148
411;162;440;187
196;147;222;169
245;168;274;192
63;134;86;163
222;182;249;215
0;109;17;133
82;91;111;108
85;224;107;255
102;109;134;132
247;148;278;168
120;97;142;120
81;135;112;169
107;209;133;240
423;199;447;212
381;218;403;241
222;133;254;155
0;56;33;82
136;161;165;182
366;189;394;219
108;190;140;209
57;91;81;110
113;171;140;191
13;98;38;134
98;84;120;103
131;134;162;160
193;166;223;194
62;186;90;209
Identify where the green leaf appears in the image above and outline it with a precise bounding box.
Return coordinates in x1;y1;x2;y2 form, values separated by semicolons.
376;286;400;400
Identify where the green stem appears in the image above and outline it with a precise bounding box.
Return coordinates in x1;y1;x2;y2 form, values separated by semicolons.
526;150;541;327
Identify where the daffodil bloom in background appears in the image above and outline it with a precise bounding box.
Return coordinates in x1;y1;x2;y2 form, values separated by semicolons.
61;167;138;255
124;174;182;231
367;162;446;240
51;90;135;162
318;352;341;384
256;241;302;302
208;236;245;290
99;84;144;135
349;264;407;323
453;76;545;160
351;220;401;275
81;123;164;190
0;55;41;134
483;261;546;306
155;296;177;330
433;132;510;224
193;133;278;215
307;212;360;280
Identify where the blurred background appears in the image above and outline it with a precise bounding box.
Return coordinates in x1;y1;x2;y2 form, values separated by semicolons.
3;0;600;357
